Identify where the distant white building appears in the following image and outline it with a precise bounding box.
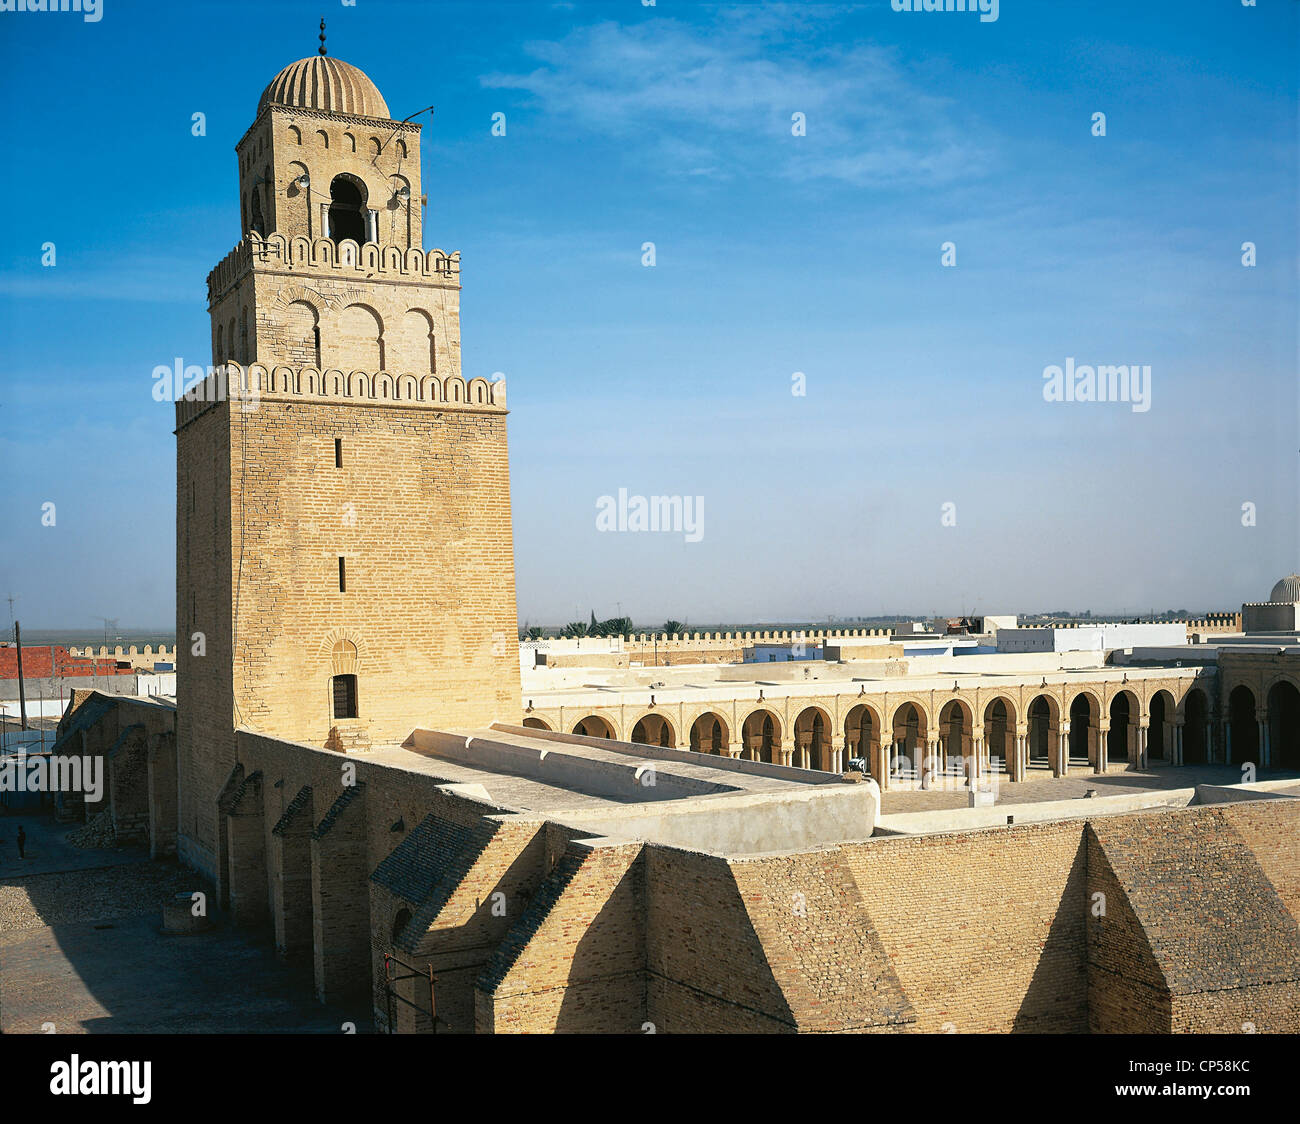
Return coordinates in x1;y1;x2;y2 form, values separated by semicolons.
892;622;931;637
1242;574;1300;633
979;615;1018;634
749;642;824;663
996;623;1186;654
136;670;177;697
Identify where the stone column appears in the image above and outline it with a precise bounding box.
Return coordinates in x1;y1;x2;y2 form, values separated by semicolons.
1174;724;1184;767
1096;725;1108;774
1225;723;1232;765
1058;724;1070;777
1135;724;1148;770
1205;722;1213;764
1259;710;1271;768
875;740;890;791
922;736;939;790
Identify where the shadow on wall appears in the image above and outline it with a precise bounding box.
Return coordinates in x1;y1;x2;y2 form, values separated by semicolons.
1011;831;1089;1032
393;826;553;1034
523;850;648;1034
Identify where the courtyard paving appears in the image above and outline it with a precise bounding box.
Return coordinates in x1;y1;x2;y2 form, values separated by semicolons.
0;814;370;1033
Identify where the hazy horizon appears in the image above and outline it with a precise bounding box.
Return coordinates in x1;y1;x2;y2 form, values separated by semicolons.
4;598;1250;646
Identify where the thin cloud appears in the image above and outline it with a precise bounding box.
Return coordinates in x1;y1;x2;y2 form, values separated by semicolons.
481;17;996;188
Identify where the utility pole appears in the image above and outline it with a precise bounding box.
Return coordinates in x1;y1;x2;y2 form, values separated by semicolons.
14;620;28;731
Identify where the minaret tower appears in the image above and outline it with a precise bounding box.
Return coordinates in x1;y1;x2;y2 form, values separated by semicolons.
175;29;520;880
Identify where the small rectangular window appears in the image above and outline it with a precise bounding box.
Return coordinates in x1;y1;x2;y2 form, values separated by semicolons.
332;674;358;719
338;556;346;592
335;438;343;468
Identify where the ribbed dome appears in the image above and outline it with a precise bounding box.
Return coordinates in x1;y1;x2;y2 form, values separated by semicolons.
258;56;389;119
1269;574;1300;603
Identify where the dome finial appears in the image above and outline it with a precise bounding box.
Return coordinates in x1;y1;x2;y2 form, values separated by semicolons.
318;16;327;57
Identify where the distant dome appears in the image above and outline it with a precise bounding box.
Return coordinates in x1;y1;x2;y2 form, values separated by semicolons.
1269;574;1300;603
258;56;389;119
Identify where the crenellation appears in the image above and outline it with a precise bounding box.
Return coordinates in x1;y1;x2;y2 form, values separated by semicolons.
206;233;458;305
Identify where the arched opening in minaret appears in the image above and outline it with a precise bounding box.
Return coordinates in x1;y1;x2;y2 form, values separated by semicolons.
250;167;270;236
328;174;369;246
250;189;264;236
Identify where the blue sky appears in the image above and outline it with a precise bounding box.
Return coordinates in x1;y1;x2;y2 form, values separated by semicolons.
0;0;1296;629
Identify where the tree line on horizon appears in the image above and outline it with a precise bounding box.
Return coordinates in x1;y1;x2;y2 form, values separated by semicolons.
520;615;684;641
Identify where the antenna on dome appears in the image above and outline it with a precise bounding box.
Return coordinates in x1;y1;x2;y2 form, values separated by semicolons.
318;16;327;57
372;104;435;163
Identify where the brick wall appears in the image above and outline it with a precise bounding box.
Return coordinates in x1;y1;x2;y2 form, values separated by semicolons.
476;839;646;1033
225;771;268;927
1088;805;1300;1033
176;400;236;884
107;730;150;844
842;822;1089;1033
0;645;133;679
401;818;552;1033
728;849;915;1032
1216;799;1300;919
311;784;370;1003
227;398;519;749
1085;828;1170;1032
216;735;1300;1035
269;784;314;959
147;731;177;858
177;393;521;877
643;847;796;1033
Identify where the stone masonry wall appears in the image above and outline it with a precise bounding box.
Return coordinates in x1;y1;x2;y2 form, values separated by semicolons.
227;397;519;750
1085;829;1171;1033
842;821;1089;1033
175;401;236;884
476;839;646;1033
1088;805;1300;1033
643;847;801;1033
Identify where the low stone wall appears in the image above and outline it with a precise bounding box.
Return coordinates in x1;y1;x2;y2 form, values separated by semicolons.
876;787;1198;836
